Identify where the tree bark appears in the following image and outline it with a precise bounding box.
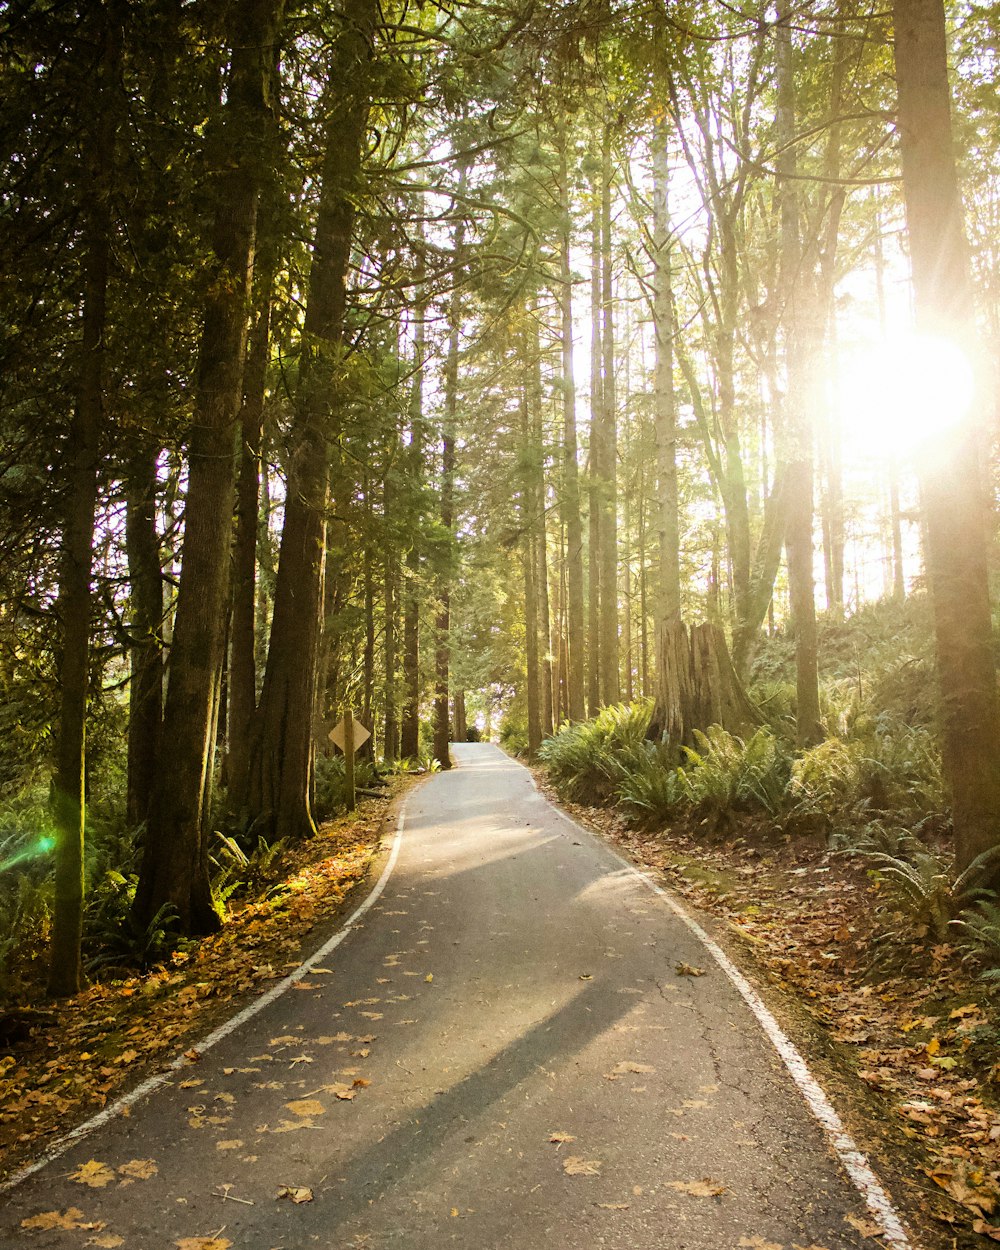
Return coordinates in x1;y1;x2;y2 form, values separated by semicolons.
247;0;376;840
227;257;273;809
893;0;1000;873
598;118;620;706
557;120;586;722
50;4;122;995
125;447;163;830
135;0;285;933
777;2;821;747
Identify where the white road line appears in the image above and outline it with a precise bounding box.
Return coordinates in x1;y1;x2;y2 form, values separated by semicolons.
0;804;409;1194
521;757;913;1250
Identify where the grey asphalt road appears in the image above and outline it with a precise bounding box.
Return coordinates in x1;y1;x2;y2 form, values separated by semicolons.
2;742;901;1249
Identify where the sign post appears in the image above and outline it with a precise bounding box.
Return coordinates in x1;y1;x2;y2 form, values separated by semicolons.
344;707;355;811
328;709;370;812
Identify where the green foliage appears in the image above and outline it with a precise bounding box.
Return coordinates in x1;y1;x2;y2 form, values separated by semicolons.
313;753;380;820
860;844;1000;945
616;745;686;824
951;899;1000;985
538;701;654;805
85;894;180;976
680;726;792;819
789;718;945;836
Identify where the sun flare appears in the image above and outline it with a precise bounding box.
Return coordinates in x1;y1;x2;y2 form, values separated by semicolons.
837;331;976;461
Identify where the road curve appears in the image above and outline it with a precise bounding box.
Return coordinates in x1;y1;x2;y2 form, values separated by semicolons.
2;743;903;1248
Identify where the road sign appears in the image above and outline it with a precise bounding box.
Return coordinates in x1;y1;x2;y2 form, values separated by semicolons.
328;717;371;755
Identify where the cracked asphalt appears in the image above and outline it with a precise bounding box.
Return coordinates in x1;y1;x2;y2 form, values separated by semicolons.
2;742;893;1248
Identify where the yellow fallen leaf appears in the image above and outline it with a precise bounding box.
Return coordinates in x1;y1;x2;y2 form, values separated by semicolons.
425;973;434;982
70;1161;117;1189
271;1118;315;1133
844;1214;884;1237
450;1207;459;1217
118;1159;158;1181
22;1208;102;1231
563;1156;602;1176
675;962;706;977
285;1099;326;1117
175;1239;232;1250
666;1178;726;1198
316;1034;352;1044
276;1185;313;1203
597;1202;629;1210
86;1236;125;1248
549;1132;576;1144
216;1140;243;1151
739;1238;783;1250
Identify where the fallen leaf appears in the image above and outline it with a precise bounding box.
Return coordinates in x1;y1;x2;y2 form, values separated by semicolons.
118;1159;158;1181
974;1220;1000;1242
216;1140;243;1151
666;1178;725;1198
609;1061;655;1076
739;1238;783;1250
276;1185;313;1204
844;1214;884;1237
285;1098;326;1118
424;974;433;983
70;1160;117;1188
549;1132;576;1144
22;1208;102;1231
450;1207;459;1217
87;1236;125;1248
597;1202;629;1210
175;1239;233;1250
563;1156;602;1176
675;962;706;977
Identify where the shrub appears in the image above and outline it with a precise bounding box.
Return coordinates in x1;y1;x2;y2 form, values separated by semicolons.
539;701;654;805
680;726;792;820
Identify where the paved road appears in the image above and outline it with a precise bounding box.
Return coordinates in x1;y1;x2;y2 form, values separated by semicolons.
3;743;901;1248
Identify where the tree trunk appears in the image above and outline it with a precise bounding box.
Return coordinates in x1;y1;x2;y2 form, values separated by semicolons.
587;188;603;714
651;109;683;736
228;258;273;809
598;119;620;706
50;3;121;995
135;0;284;933
433;182;466;770
125;448;163;830
557;120;586;722
893;0;1000;874
246;0;375;840
777;2;821;747
383;465;399;760
400;270;426;761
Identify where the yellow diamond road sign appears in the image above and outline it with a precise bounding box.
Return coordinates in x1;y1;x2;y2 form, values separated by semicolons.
328;718;370;754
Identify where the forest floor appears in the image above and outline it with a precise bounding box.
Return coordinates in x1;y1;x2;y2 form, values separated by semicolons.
0;776;413;1183
532;770;1000;1249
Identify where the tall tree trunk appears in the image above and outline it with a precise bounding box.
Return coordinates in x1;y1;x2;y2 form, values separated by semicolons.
228;258;273;809
522;384;542;758
433;183;466;770
598;118;620;706
651;109;683;736
400;261;426;761
247;0;375;839
125;448;163;829
557;120;586;722
893;0;1000;874
527;307;554;739
778;3;821;747
50;4;122;995
383;464;399;760
135;0;284;932
587;191;602;714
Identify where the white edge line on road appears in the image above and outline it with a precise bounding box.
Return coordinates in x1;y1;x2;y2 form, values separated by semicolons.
523;762;912;1250
0;804;409;1195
